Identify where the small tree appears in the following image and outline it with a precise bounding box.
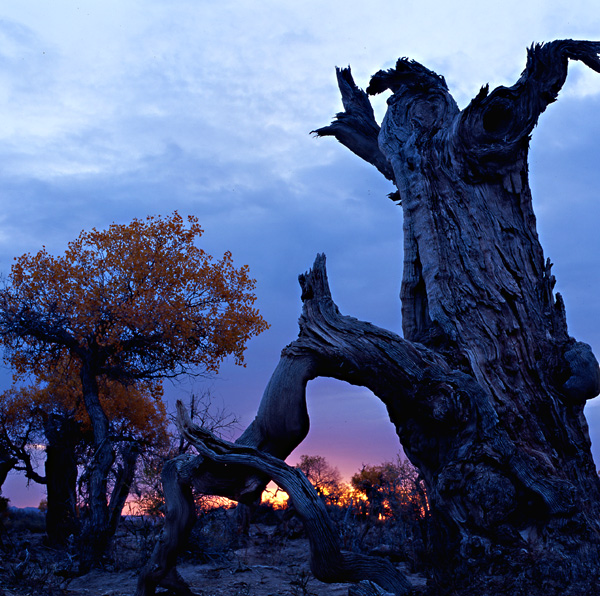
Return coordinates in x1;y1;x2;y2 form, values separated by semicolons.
133;389;240;518
0;212;268;568
0;369;169;546
297;454;342;504
350;456;430;565
351;456;428;522
0;386;46;490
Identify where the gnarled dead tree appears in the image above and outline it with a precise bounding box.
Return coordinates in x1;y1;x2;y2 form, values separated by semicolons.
137;40;600;596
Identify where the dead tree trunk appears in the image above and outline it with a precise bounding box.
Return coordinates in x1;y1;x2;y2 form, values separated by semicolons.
44;413;80;546
310;40;600;594
138;40;600;596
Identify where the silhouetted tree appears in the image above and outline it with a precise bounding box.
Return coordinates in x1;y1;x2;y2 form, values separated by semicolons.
297;454;342;504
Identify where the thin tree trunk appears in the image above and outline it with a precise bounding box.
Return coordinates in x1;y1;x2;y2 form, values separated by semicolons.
79;361;115;571
107;442;140;537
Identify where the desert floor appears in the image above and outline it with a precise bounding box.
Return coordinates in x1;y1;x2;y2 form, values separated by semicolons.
1;518;427;596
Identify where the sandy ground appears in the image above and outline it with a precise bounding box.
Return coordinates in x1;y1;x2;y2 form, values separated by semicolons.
1;515;427;596
64;535;353;596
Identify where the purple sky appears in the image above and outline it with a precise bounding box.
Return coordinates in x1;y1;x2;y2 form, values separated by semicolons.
2;1;600;507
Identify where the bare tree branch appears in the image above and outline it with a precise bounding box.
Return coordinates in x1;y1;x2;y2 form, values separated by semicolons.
312;67;396;183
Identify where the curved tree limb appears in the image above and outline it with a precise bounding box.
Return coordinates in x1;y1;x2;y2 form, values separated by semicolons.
236;354;317;457
175;401;413;596
288;256;577;518
455;40;600;174
289;255;498;478
137;252;583;595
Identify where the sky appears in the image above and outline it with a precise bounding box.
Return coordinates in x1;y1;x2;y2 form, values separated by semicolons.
2;1;600;507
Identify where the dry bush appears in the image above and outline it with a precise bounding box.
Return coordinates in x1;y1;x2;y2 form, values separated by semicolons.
0;512;78;595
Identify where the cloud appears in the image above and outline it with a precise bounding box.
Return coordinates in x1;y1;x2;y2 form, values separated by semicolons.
1;0;600;503
529;96;600;347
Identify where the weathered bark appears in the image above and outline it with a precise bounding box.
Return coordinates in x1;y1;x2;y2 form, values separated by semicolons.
348;582;395;596
312;67;395;183
311;39;600;595
139;40;600;596
44;413;80;546
136;456;197;596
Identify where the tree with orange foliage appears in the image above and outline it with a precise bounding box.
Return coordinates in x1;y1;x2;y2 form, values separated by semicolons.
0;357;170;546
0;212;268;568
0;381;83;545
